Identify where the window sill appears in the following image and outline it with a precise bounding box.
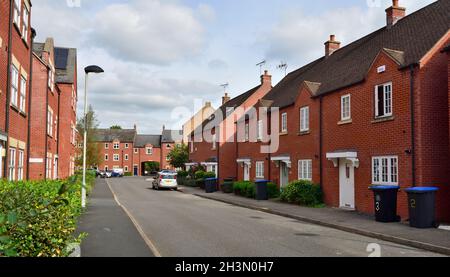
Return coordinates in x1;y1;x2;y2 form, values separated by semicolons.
372;116;395;124
280;132;288;136
338;119;352;125
298;131;310;136
13;22;21;36
10;104;20;113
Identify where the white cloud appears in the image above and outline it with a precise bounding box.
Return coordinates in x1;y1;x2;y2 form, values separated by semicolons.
92;0;207;65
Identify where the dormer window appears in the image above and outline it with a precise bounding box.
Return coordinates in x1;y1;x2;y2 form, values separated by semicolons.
113;143;120;149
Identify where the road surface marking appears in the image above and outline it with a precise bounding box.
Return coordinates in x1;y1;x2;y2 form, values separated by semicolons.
106;179;162;257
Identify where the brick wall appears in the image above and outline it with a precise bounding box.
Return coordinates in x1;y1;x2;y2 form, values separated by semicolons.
57;83;76;179
0;0;10;178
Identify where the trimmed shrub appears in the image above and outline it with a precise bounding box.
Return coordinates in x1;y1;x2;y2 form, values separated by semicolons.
0;177;92;257
280;180;323;207
233;181;255;198
177;171;189;178
204;172;216;179
267;182;280;199
195;171;206;180
124;172;133;177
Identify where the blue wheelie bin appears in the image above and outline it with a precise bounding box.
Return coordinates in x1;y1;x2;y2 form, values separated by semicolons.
255;180;269;200
405;187;439;228
205;178;218;193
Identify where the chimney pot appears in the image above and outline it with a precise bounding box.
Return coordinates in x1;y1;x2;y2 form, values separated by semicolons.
222;93;231;105
325;35;341;57
260;70;272;86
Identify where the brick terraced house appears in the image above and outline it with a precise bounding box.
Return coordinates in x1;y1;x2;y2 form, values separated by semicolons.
191;0;450;222
95;126;182;176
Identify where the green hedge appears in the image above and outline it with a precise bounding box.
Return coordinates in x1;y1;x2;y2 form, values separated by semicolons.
233;181;280;199
0;173;95;257
267;182;280;199
280;180;323;207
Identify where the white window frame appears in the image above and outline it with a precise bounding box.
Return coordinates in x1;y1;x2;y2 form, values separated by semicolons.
9;148;16;181
11;65;19;107
17;150;24;181
13;0;21;27
113;143;120;150
146;147;153;155
22;5;29;40
105;166;109;171
255;161;265;179
300;106;310;132
190;141;194;153
212;134;217;150
125;143;129;149
113;154;120;162
124;166;129;172
134;148;138;154
375;82;393;118
298;160;312;181
104;154;109;161
257;120;263;141
19;76;26;112
245;123;249;142
281;113;288;133
372;156;398;185
47;108;53;137
105;143;109;149
124;154;129;161
341;94;351;121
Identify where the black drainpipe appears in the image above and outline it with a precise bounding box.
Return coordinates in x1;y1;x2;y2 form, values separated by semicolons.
44;64;49;180
26;28;36;180
319;96;323;188
410;64;416;187
4;0;13;178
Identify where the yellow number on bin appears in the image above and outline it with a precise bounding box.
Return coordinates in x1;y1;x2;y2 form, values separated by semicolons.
410;199;416;209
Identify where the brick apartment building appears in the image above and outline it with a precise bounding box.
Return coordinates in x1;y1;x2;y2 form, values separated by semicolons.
188;70;272;178
0;0;33;181
191;0;450;222
182;101;215;145
29;38;78;180
0;1;78;181
94;126;182;176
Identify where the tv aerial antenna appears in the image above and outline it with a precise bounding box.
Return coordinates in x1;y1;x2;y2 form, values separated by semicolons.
256;60;266;75
278;61;288;76
220;83;229;93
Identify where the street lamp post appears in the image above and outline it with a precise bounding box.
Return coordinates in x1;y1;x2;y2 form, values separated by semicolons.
82;65;104;208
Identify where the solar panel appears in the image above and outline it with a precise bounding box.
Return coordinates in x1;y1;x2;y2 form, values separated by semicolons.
54;48;69;69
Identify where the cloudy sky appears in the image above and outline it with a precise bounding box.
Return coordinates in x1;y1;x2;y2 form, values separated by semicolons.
32;0;435;134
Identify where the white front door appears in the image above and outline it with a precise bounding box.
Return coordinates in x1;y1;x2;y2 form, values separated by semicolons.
244;164;250;181
339;159;355;209
280;163;289;189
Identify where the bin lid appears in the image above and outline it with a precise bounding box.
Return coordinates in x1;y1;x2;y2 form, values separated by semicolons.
255;180;269;183
369;185;400;190
405;187;439;193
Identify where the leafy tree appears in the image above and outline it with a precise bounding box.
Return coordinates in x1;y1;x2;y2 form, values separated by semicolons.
167;144;189;169
76;106;102;169
110;125;122;130
144;162;160;173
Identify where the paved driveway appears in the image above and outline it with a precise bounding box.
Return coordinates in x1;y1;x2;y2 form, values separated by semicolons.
107;177;443;257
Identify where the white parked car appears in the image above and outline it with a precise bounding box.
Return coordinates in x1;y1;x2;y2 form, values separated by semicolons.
152;172;178;190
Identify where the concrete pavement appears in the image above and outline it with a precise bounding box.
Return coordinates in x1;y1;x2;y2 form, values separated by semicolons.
105;177;443;257
75;178;154;257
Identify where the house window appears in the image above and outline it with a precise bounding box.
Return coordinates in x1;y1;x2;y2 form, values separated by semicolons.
8;148;16;181
105;166;109;171
113;154;120;161
124;166;129;172
105;143;109;149
257;120;263;140
375;82;393;118
48;65;55;92
298;160;312;181
22;6;29;39
10;65;19;107
245;123;249;142
125;154;129;161
113;143;120;149
13;0;21;26
341;94;351;121
55;116;58;141
46;157;52;179
19;76;26;112
190;141;194;153
134;148;138;154
166;144;171;149
256;161;264;179
166;156;170;161
281;113;288;133
125;143;129;149
372;156;398;185
17;150;24;181
146;147;153;155
105;154;109;161
212;134;217;150
47;109;53;136
300;107;310;132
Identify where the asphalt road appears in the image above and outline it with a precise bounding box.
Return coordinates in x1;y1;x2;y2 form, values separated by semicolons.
107;177;443;257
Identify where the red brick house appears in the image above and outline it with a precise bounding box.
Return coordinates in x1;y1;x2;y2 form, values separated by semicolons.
236;0;449;222
188;71;272;180
0;0;33;181
95;126;182;175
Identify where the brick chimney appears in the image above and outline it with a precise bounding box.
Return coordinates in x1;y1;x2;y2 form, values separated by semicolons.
260;70;272;86
386;0;406;28
324;35;341;57
222;93;231;105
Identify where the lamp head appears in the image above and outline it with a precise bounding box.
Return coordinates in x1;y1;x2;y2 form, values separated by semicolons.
84;65;104;74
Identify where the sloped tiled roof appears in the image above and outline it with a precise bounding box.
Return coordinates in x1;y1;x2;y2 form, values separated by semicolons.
162;129;183;143
93;129;137;142
193;85;262;135
134;135;162;148
264;0;450;108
